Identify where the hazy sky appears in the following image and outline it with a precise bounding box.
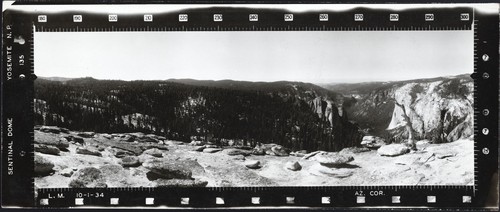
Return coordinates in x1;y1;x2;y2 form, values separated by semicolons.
35;30;472;83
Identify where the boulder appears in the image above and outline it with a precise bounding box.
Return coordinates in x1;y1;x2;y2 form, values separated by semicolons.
144;144;169;151
221;149;252;156
34;154;54;176
155;179;208;187
145;134;159;139
76;147;102;157
114;150;135;158
39;126;68;134
231;146;254;150
231;155;246;161
99;164;133;187
203;148;221;153
361;136;386;149
271;146;289;156
309;163;353;178
312;152;354;167
251;148;266;155
77;132;96;138
165;140;185;146
35;132;70;150
377;144;410;157
109;142;143;155
102;134;113;139
129;132;145;138
285;161;302;171
143;159;194;179
120;135;135;142
190;140;204;146
60;168;74;177
70;136;85;144
244;160;261;169
69;167;107;188
302;151;325;160
120;156;141;167
137;137;158;143
143;148;163;157
34;144;60;155
194;146;206;152
204;144;218;148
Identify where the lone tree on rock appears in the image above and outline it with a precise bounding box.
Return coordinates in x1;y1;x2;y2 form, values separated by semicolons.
394;102;417;150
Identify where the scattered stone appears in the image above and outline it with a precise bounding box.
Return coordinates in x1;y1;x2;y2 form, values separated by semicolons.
309;163;353;178
271;146;289;156
69;167;107;188
158;141;164;145
312;152;354;167
76;147;102;157
361;136;386;149
194;146;206;152
120;156;141;167
77;132;96;138
143;159;194;179
34;154;54;176
285;161;302;171
244;160;261;169
34;144;60;155
339;147;370;155
203;148;221;153
155;179;208;187
60;168;74;177
143;148;163;157
222;149;252;156
377;144;410;157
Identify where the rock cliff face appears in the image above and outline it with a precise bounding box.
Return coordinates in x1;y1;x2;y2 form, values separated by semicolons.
386;79;473;143
324;75;473;144
35;78;362;152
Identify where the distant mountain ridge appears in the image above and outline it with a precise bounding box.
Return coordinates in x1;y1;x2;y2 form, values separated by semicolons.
321;74;471;96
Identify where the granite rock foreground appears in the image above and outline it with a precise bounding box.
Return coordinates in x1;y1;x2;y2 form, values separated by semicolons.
34;127;474;188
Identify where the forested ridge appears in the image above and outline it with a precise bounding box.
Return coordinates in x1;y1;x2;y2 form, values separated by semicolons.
35;77;362;152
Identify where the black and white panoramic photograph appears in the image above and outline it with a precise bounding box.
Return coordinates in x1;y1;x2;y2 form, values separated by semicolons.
33;30;474;188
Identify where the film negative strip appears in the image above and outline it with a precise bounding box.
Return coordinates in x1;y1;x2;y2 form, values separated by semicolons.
1;2;499;209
